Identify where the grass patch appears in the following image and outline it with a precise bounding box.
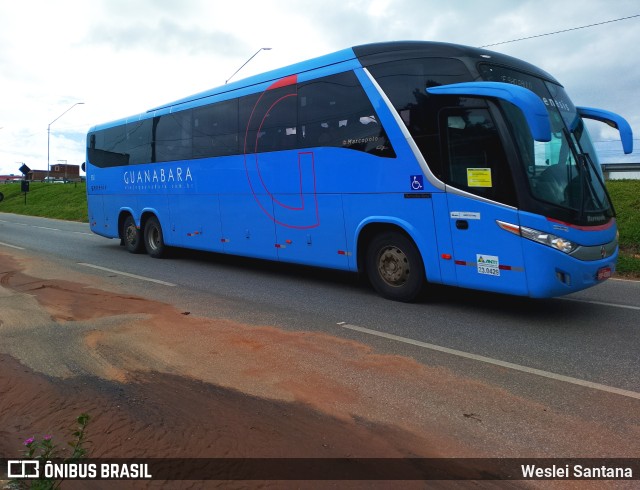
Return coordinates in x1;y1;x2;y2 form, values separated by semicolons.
607;179;640;278
0;182;88;222
0;179;638;277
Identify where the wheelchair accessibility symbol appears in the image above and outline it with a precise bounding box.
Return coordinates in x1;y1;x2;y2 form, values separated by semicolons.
410;175;424;191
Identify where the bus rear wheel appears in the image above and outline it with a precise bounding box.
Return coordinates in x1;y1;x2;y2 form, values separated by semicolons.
366;231;425;302
122;215;144;254
144;216;166;258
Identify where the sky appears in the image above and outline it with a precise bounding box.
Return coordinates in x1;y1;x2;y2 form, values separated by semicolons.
0;0;639;176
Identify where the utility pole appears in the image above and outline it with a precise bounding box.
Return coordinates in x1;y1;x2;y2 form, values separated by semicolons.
47;102;84;181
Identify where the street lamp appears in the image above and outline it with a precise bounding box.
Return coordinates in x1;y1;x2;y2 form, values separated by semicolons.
225;47;272;84
47;102;84;181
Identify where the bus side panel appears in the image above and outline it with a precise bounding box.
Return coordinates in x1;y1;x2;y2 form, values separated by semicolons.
168;193;224;252
274;194;350;270
102;194;138;239
218;192;278;261
248;149;351;270
343;193;441;283
87;193;111;238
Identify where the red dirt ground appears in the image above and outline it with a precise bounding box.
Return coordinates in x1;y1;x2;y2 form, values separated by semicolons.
1;251;637;488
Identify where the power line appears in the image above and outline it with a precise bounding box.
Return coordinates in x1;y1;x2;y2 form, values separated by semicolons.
480;14;640;48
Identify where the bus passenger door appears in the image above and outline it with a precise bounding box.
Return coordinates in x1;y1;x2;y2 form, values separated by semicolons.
440;106;529;296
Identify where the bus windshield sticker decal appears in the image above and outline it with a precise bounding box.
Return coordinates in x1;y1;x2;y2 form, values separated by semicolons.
466;168;492;187
450;211;481;220
477;254;500;276
410;175;424;191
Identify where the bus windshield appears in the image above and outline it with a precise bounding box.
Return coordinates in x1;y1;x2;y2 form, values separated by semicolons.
479;64;614;225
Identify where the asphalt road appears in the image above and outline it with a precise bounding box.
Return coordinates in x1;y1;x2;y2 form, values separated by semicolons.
1;211;639;399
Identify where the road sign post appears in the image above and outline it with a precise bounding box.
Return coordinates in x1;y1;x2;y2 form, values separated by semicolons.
18;163;31;204
21;179;29;204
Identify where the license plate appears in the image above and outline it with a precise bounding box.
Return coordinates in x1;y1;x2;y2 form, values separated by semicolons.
597;266;612;281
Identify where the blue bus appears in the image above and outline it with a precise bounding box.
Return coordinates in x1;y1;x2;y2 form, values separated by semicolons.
86;41;633;301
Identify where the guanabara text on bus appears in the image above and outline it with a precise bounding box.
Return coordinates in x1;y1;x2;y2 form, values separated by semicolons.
86;41;633;301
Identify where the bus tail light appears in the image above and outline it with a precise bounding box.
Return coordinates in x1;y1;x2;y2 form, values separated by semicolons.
496;220;578;254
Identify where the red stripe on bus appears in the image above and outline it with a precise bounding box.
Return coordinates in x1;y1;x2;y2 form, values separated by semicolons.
546;217;615;231
268;75;298;90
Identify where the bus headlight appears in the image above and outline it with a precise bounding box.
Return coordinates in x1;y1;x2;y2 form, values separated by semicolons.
497;221;578;254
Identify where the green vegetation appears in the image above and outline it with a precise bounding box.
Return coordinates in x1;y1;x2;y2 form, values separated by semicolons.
607;180;640;278
0;179;638;276
0;182;88;222
9;413;91;490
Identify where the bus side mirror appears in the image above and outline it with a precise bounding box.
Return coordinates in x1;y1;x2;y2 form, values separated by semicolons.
426;81;552;143
577;107;633;154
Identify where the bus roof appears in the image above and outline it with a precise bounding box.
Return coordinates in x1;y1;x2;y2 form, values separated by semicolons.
147;46;358;113
90;41;559;132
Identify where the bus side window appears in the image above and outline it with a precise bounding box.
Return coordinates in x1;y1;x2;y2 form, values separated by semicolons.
155;111;192;162
91;126;129;167
126;119;153;165
240;86;297;154
298;71;395;158
258;87;297;153
193;99;239;158
441;108;517;206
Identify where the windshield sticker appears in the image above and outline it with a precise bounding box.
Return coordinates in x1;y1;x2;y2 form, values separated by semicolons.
467;168;492;187
477;254;500;276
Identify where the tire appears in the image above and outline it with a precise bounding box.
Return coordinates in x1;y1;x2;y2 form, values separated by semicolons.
365;231;425;302
122;215;144;254
144;216;166;258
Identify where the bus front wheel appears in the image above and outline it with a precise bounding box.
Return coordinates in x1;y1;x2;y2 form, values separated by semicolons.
122;215;144;254
144;216;166;258
366;231;425;302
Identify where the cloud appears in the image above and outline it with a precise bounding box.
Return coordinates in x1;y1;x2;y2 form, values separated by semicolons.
1;0;638;175
85;19;249;57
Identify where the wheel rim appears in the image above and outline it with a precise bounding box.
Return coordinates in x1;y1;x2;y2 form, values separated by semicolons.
148;226;160;251
125;223;137;246
377;246;410;287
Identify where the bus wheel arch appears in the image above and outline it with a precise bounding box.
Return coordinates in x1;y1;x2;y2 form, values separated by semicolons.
120;212;144;254
142;213;166;258
358;224;425;302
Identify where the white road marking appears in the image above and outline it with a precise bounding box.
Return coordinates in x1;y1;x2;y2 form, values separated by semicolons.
78;263;176;287
34;226;61;231
337;322;640;401
559;297;640;311
0;241;25;250
610;277;640;283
